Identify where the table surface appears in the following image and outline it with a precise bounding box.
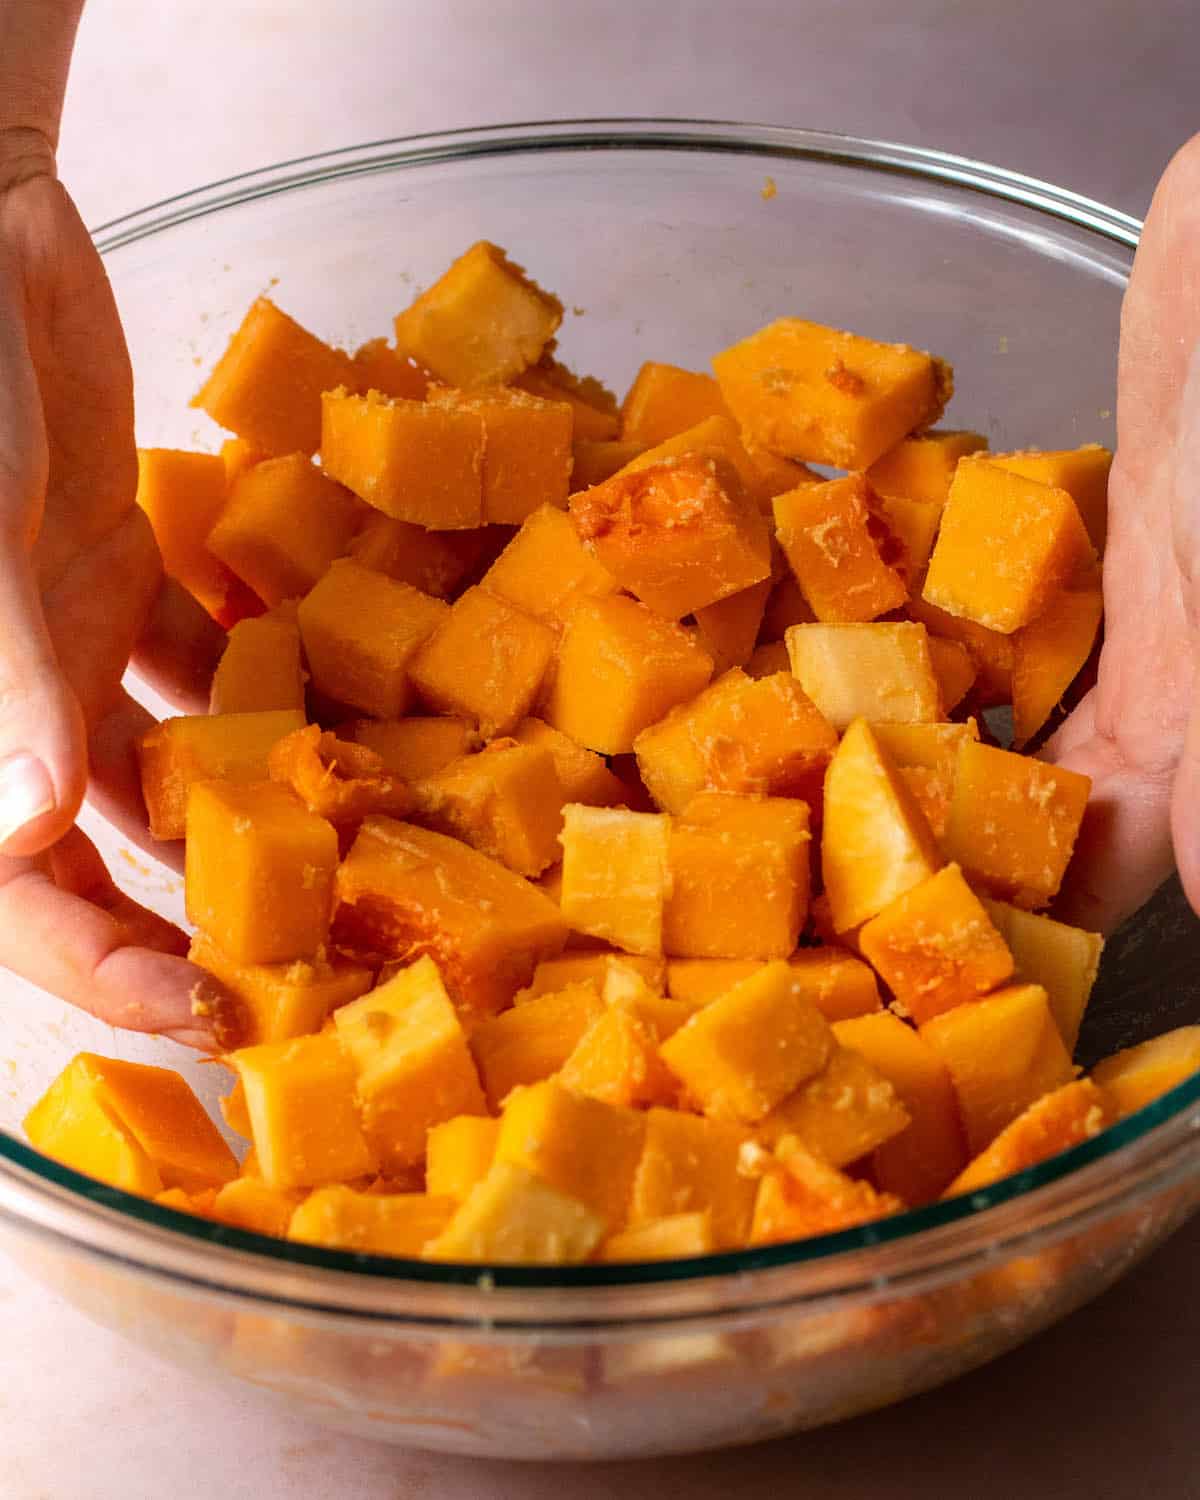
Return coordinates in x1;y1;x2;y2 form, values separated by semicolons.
5;2;1200;1494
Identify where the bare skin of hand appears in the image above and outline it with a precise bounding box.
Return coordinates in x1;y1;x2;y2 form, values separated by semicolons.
1049;132;1200;936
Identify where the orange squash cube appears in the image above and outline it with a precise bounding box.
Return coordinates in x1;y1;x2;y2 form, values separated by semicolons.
425;1116;500;1201
980;898;1103;1052
320;388;483;529
469;984;603;1108
350;337;431;401
135;449;251;626
512;718;625;809
347;513;478;597
559;805;672;957
754;1047;910;1166
761;572;817;640
865;428;988;506
571;438;649;489
192;296;357;456
212;1176;303;1238
773;476;908;623
920;984;1076;1154
906;594;1015;706
600;1211;715;1261
749;1136;903;1246
188;931;373;1045
570;456;771;620
633;667;836;814
1011;573;1103;746
298;559;450;720
785;622;940;731
603;963;699;1036
834;1011;968;1203
712;318;951;469
342;717;476;780
942;740;1091;908
945;1078;1109;1198
410;741;564;877
613;414;765;503
332;956;486;1171
220;436;268;487
619;361;730;445
515;354;620;440
288;1186;455;1255
546;595;714;755
871;492;943;589
859;863;1014;1026
522;952;666;1000
821;719;942;932
628;1108;757;1248
394;241;562;387
1093;1026;1200;1118
429;386;573;524
186;781;339;965
495;1080;646;1230
410;586;557;739
207;453;362;607
558;1004;678;1109
663;794;811;961
267;725;412;826
334;817;568;1017
693;578;772;674
231;1033;375;1190
923;460;1095;634
25;1053;237;1196
480;504;617;625
744;443;824;505
869;719;979;842
926;636;978;715
989;444;1111;553
138;708;306;841
424;1162;604;1265
210;606;305;715
660;961;834;1123
666;952;881;1022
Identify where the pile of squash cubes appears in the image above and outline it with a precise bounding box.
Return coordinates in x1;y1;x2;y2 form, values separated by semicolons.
25;242;1200;1265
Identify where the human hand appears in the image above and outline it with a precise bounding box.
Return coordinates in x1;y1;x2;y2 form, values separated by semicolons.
1049;132;1200;936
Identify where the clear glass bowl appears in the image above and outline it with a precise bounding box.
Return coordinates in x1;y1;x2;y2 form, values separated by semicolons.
2;120;1198;1461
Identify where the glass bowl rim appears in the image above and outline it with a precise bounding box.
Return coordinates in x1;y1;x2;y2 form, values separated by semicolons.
4;117;1184;1314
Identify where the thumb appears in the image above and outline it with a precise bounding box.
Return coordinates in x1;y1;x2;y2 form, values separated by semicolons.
0;252;87;856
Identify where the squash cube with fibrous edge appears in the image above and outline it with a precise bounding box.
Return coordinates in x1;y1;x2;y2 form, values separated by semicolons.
865;428;989;507
409;740;565;878
869;717;980;840
748;1135;903;1246
834;1011;968;1204
772;475;907;623
712;317;952;470
979;898;1103;1053
187;931;374;1045
480;504;617;625
515;356;619;442
409;586;558;739
494;1080;646;1231
922;459;1095;634
210;605;305;715
350;337;431;401
859;863;1015;1026
659;961;834;1124
558;1003;679;1109
692;578;772;674
297;559;449;721
511;718;626;809
1092;1026;1200;1119
394;241;563;388
288;1186;456;1255
425;1116;500;1202
754;1046;910;1167
988;444;1111;554
945;1079;1109;1198
665;950;881;1023
628;1108;758;1249
332;956;486;1172
1011;570;1104;746
186;781;339;966
919;984;1075;1154
926;636;978;716
906;593;1015;707
424;1161;604;1264
207;453;363;607
613;415;766;507
230;1033;376;1190
633;667;836;815
558;804;672;957
341;717;476;781
941;740;1091;908
320;388;484;528
469;984;603;1108
570;438;649;490
522;951;666;1001
545;595;714;755
428;386;573;524
570;455;772;620
267;725;412;826
138;708;306;841
619;361;730;446
333;817;568;1018
347;513;478;597
821;719;943;933
192;296;358;456
663;793;811;961
870;491;943;590
785;621;941;732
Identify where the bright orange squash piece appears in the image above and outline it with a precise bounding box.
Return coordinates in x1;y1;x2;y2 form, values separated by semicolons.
619;361;730;445
628;1108;757;1249
425;1116;500;1201
570;438;649;489
906;593;1015;706
754;1046;910;1166
341;717;476;781
945;1078;1109;1197
425;1162;604;1265
693;578;772;674
480;504;617;625
511;718;625;809
513;354;619;441
600;1211;715;1261
469;984;603;1108
1011;572;1103;746
989;444;1111;553
429;386;573;524
558;1004;678;1108
785;621;941;731
347;513;478;597
749;1136;903;1246
350;337;431;401
773;475;908;623
559;805;672;957
926;635;978;715
210;605;305;715
267;725;412;826
1092;1026;1200;1118
288;1186;456;1255
980;898;1104;1052
865;428;988;506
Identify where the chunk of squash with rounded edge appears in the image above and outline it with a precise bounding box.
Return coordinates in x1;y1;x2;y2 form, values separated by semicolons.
1092;1026;1200;1119
944;1078;1109;1198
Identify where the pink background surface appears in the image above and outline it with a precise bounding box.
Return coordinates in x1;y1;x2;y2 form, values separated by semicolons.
4;1;1199;1493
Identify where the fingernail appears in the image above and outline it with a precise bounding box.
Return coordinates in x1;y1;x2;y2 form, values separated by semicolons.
0;753;55;848
190;976;251;1053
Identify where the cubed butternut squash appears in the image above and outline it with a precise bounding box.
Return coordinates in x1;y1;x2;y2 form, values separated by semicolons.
600;1211;715;1261
945;1079;1109;1198
350;337;431;402
425;1116;500;1202
515;354;620;441
559;805;672;957
522;951;666;1000
557;1004;678;1108
289;1186;455;1255
1092;1027;1200;1118
481;504;617;625
342;717;476;781
429;386;573;524
210;605;305;715
512;717;625;808
865;428;988;506
619;361;730;445
926;635;978;716
785;621;941;731
749;1135;903;1245
212;1176;304;1238
628;1108;758;1248
989;444;1111;553
1011;573;1103;747
347;513;478;597
424;1161;603;1264
754;1046;910;1166
906;594;1015;706
469;984;603;1108
979;898;1103;1053
267;725;412;826
773;475;907;623
693;578;772;674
